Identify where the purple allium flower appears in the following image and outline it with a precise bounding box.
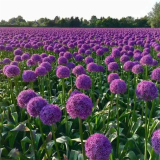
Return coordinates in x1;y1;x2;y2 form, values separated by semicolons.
75;74;91;90
35;66;47;76
56;66;70;78
85;50;91;55
85;133;112;160
27;59;36;66
140;55;153;66
73;52;78;57
136;81;158;101
132;64;143;74
110;79;127;94
58;57;68;65
85;56;94;64
78;48;85;54
151;129;160;155
22;70;37;82
48;55;56;63
108;62;119;72
4;65;20;77
47;45;53;51
152;59;158;66
40;62;52;72
66;62;75;70
64;52;72;60
10;61;18;66
42;57;52;63
151;68;160;82
69;90;83;98
72;65;86;77
22;53;30;61
3;58;11;64
75;54;83;62
0;45;5;51
97;65;105;72
120;55;129;63
155;45;160;52
105;56;114;65
5;45;13;52
108;73;119;83
17;89;37;108
157;52;160;58
31;54;42;63
66;93;93;119
87;62;98;72
24;43;31;49
40;104;62;125
41;53;48;58
3;65;10;74
123;61;134;71
14;48;23;56
96;49;104;56
14;55;22;62
112;49;120;58
27;97;48;117
133;53;142;61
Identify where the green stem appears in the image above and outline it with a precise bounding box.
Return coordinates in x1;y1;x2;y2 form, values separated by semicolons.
145;65;148;80
116;94;119;157
52;125;61;160
144;102;148;160
79;118;86;160
107;93;113;130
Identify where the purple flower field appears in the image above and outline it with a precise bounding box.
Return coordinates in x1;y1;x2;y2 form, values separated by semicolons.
1;27;160;160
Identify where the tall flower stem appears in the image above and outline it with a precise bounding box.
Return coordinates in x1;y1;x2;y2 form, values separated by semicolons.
107;93;113;130
126;71;130;122
99;72;102;96
79;118;86;160
52;125;61;160
144;101;148;160
47;73;51;103
145;65;148;80
116;94;119;157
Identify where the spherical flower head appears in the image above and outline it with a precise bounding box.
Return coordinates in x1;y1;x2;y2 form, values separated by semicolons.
58;57;68;65
40;62;52;72
0;45;5;51
108;62;119;72
75;54;83;62
64;52;72;60
10;61;18;66
152;59;158;66
75;74;91;90
72;65;86;77
85;50;91;55
151;129;160;155
42;57;52;63
4;65;20;77
66;93;93;119
96;49;104;56
5;45;13;52
120;55;129;63
3;58;11;64
14;48;23;56
35;66;47;76
108;73;119;83
22;70;37;82
85;56;94;64
85;133;112;160
155;46;160;52
123;61;134;71
97;65;105;72
31;54;42;63
17;89;37;108
112;49;120;58
27;59;36;66
48;55;56;63
157;52;160;58
133;53;142;61
105;56;114;65
56;66;70;78
78;48;85;54
3;65;10;74
110;79;127;94
66;62;75;70
22;53;30;60
27;97;48;117
140;55;153;66
14;55;22;62
40;104;62;125
151;68;160;82
136;80;158;101
87;62;98;72
69;90;82;98
41;53;48;58
47;45;53;51
132;64;143;74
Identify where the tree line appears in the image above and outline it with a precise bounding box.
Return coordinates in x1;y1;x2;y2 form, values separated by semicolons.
0;2;160;28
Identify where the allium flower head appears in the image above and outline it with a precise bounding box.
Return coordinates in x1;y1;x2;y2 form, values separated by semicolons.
140;55;153;66
27;97;48;117
14;48;23;56
22;53;30;60
3;58;11;64
22;70;37;82
96;49;104;56
151;68;160;82
41;53;48;58
84;56;94;64
132;64;143;74
35;66;47;76
69;90;83;98
14;55;22;62
85;133;112;160
72;65;86;77
87;62;98;72
56;66;70;78
4;65;20;77
108;62;119;72
17;89;37;108
10;61;18;66
48;55;56;63
136;80;158;101
75;54;83;62
66;62;75;70
66;93;93;119
27;59;36;66
151;129;160;155
112;49;120;58
108;73;119;83
123;61;134;71
120;55;129;63
40;62;52;72
40;104;62;125
31;54;42;63
58;57;68;65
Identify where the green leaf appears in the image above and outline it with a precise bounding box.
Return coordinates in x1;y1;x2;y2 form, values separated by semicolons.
78;154;83;160
11;112;18;124
125;151;137;160
34;134;41;149
21;137;31;153
11;124;30;132
69;150;79;160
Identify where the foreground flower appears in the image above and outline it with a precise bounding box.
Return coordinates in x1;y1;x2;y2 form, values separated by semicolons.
56;66;70;78
4;65;20;77
151;129;160;155
151;68;160;82
22;70;37;82
85;133;112;160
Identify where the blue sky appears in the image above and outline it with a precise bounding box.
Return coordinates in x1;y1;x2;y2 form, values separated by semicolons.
0;0;158;21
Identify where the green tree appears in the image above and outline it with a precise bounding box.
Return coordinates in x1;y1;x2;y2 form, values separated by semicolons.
148;2;160;28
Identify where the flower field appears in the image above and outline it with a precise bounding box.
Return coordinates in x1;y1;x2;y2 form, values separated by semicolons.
1;28;160;160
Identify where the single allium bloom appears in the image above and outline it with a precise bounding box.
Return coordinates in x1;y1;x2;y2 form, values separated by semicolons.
27;97;48;117
75;54;83;62
132;64;143;74
97;65;105;72
35;66;47;76
96;49;104;56
40;104;62;125
123;61;134;71
4;65;20;77
151;129;160;155
17;89;37;108
14;55;22;62
84;56;94;64
152;59;158;66
69;90;83;98
58;57;68;65
22;70;37;82
111;49;120;58
14;48;23;56
56;66;70;78
48;55;56;63
120;55;129;63
104;56;114;65
66;93;93;119
107;73;119;83
40;62;52;72
64;52;72;60
151;68;160;82
136;80;158;101
108;62;119;72
31;54;42;63
75;74;91;90
66;62;75;70
72;65;86;77
21;53;30;60
41;53;48;58
26;59;36;66
87;62;98;72
110;79;127;94
133;53;142;61
10;61;18;66
85;133;112;160
140;55;153;66
42;57;52;63
3;58;11;64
